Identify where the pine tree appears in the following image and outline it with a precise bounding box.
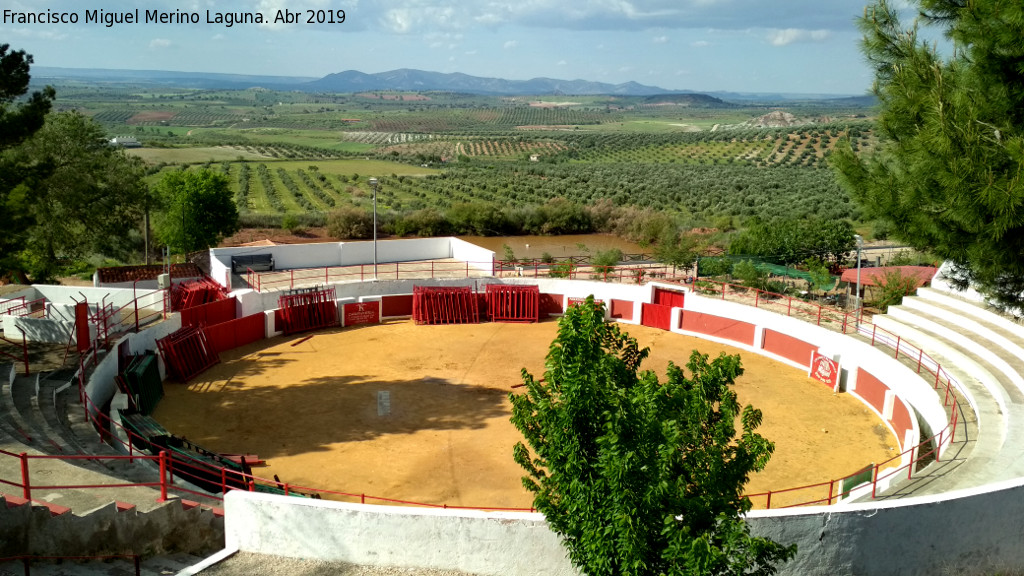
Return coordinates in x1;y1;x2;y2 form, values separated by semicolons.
832;0;1024;310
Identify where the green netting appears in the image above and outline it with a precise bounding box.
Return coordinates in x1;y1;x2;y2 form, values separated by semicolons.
698;256;839;284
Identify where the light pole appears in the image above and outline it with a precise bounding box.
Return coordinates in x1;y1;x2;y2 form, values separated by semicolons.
369;177;379;280
854;234;863;318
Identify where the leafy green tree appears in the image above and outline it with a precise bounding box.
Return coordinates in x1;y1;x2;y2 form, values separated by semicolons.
155;169;239;254
655;230;702;277
11;112;149;280
832;0;1024;309
326;206;373;239
510;297;795;576
0;44;55;280
804;258;834;296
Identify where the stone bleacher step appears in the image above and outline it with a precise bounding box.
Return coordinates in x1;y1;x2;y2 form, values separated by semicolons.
886;305;1024;401
1;378;37;448
918;287;1024;341
12;374;77;457
900;297;1024;374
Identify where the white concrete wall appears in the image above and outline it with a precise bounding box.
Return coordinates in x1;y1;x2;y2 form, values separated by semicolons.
31;285;139;308
450;238;496;272
224;491;575;576
339;238;452;266
224;478;1024;576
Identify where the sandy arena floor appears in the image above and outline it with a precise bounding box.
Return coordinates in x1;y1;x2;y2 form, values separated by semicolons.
153;319;899;509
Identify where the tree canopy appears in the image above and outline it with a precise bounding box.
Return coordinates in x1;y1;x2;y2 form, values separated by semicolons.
155;169;240;254
0;44;54;280
510;297;795;576
7;112;148;280
832;0;1024;309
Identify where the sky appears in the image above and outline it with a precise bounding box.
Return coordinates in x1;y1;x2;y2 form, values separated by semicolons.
1;0;923;95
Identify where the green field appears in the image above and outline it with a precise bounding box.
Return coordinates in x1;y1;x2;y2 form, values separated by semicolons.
59;81;876;227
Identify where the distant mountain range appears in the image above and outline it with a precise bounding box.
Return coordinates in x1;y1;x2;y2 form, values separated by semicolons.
304;68;671;96
32;66;866;102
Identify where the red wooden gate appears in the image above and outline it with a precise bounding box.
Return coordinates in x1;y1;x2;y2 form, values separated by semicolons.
156;325;220;382
640;303;673;331
653;287;685;308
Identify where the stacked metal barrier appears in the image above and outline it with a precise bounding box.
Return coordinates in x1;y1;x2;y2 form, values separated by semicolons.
155;324;220;382
277;286;339;335
485;284;540;323
412;285;481;325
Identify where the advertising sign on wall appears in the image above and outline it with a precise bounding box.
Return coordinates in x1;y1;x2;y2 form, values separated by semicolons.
809;351;841;392
343;301;380;327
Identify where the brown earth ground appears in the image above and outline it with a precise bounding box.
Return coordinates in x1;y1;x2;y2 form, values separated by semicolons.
153;319;899;510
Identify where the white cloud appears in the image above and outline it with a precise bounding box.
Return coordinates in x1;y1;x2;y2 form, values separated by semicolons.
149;38;172;49
5;27;68;40
503;40;518;49
691;40;709;47
556;60;567;66
652;35;668;43
766;28;831;46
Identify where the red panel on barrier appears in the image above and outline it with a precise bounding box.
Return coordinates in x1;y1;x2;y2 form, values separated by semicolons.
486;284;539;323
891;396;913;440
641;303;672;330
679;311;755;345
382;295;414;317
75;302;91;352
855;368;888;413
180;297;237;328
653;287;685;308
539;293;563;316
610;299;634;320
206;314;266;354
762;329;816;366
343;302;380;326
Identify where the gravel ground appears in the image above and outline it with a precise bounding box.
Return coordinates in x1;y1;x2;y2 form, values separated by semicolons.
198;552;482;576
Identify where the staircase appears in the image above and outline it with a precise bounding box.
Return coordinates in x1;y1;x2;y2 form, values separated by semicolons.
869;284;1024;496
0;363;225;572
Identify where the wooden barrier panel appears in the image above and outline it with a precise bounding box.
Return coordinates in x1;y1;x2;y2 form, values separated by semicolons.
679;311;756;346
891;396;914;440
762;329;816;366
180;297;237;328
610;299;634;320
855;368;888;413
653;287;685;308
539;293;563;316
206;314;266;354
381;294;414;317
640;303;673;331
75;302;90;352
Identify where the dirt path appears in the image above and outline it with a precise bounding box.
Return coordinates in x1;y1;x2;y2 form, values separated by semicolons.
154;320;898;509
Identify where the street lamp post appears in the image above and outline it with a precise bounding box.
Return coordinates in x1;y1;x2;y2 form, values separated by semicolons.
854;234;863;319
369;177;379;280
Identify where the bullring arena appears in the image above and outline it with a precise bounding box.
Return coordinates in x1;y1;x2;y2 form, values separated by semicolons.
3;235;1024;576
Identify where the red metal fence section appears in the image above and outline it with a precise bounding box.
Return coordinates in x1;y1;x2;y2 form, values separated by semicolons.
277;288;338;335
485;284;539;323
155;325;220;382
653;287;686;308
412;286;480;325
205;314;266;354
168;278;228;312
180;297;237;328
